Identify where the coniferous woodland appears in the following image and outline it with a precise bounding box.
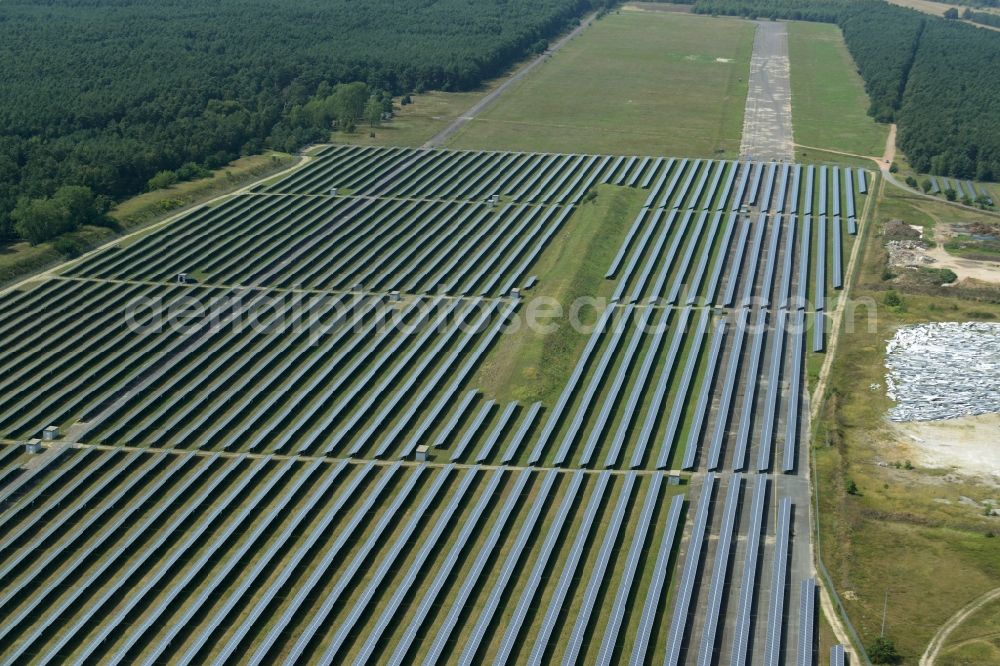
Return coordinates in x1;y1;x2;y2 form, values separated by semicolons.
694;0;1000;180
4;0;1000;246
0;0;609;244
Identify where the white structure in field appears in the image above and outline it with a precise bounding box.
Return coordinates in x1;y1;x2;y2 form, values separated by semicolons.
885;322;1000;421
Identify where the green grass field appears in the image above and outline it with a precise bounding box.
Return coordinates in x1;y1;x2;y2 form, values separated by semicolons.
471;184;642;407
330;90;491;148
937;596;1000;666
447;10;754;157
787;22;889;159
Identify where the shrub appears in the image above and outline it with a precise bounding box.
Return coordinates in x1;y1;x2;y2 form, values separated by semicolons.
147;170;178;191
52;236;84;258
933;268;957;284
869;637;902;664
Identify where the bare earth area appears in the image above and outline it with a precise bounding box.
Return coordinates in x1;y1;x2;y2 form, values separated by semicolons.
926;243;1000;283
887;233;1000;283
893;414;1000;486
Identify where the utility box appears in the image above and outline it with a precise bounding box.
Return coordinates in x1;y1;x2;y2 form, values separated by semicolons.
176;273;189;284
26;440;44;454
42;425;60;441
329;187;338;197
510;288;520;300
389;290;401;303
415;445;429;462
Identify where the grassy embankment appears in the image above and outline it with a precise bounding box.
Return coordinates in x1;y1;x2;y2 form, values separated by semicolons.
0;151;294;286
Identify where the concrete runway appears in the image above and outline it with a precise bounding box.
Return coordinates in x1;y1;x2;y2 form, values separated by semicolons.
740;21;795;162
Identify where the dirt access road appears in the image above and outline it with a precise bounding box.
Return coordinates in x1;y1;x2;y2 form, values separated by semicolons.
921;586;1000;665
422;13;597;149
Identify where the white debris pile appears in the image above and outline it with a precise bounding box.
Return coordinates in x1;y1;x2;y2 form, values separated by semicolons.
885;322;1000;421
885;240;934;267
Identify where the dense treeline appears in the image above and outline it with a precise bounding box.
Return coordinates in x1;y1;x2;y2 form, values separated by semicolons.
945;0;999;6
965;8;1000;27
692;0;1000;179
898;20;1000;177
0;0;607;244
839;3;925;123
691;0;849;23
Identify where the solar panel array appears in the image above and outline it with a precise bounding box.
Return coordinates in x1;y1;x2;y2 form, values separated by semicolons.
0;146;870;662
799;578;818;666
830;643;847;666
0;448;693;663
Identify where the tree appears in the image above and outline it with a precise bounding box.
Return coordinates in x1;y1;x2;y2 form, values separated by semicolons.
921;178;932;193
364;95;383;135
884;290;903;308
944;188;958;201
175;162;211;181
869;636;902;664
889;162;899;174
943;7;959;19
147;170;178;191
846;479;859;495
10;185;107;245
905;175;917;188
12;197;73;245
401;94;412;105
331;82;369;131
52;186;106;227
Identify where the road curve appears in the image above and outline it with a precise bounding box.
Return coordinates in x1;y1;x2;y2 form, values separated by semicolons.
921;586;1000;666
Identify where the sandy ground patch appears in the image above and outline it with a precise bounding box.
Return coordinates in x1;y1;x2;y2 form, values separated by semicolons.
885;220;1000;283
930;222;1000;283
925;244;1000;283
893;413;1000;485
